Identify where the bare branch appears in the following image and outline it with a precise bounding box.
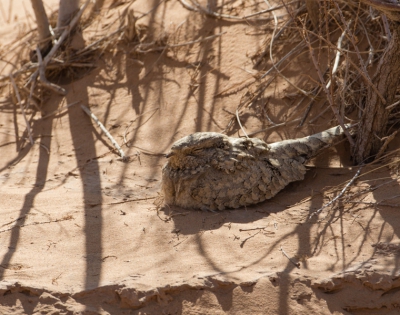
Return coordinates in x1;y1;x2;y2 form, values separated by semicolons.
36;47;66;95
81;105;127;161
309;166;363;219
9;75;34;145
30;0;52;53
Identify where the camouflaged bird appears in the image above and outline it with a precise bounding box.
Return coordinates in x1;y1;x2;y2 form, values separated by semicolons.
161;125;349;211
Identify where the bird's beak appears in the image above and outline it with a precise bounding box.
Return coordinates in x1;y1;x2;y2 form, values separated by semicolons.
165;151;174;158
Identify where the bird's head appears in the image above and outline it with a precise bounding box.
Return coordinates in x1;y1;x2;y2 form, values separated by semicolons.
165;132;230;170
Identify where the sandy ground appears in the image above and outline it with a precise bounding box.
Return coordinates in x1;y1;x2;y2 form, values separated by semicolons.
1;0;400;314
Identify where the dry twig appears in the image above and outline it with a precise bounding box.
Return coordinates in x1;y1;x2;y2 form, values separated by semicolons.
80;105;127;161
40;100;82;120
36;47;66;95
123;107;159;146
375;130;398;160
135;31;227;53
309;166;363;219
239;227;267;231
0;216;73;234
27;0;91;89
303;29;355;146
178;0;289;21
240;230;261;248
9;75;34;145
246;118;301;137
243;0;299;18
280;246;300;268
265;0;308;96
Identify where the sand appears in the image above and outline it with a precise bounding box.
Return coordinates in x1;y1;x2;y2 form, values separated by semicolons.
1;0;400;314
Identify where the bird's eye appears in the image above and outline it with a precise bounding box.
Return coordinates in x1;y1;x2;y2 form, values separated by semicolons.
193;148;203;153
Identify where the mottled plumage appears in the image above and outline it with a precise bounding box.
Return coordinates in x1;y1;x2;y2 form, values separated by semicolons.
161;125;348;210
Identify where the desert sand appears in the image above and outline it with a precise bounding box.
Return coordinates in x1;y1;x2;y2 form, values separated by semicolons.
1;0;400;314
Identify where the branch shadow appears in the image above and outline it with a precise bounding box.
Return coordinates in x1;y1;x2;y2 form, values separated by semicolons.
0;99;59;280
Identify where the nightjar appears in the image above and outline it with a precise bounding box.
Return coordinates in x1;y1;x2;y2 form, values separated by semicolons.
161;125;349;210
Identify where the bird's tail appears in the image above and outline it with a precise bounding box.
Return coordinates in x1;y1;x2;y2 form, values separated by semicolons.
268;124;352;161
